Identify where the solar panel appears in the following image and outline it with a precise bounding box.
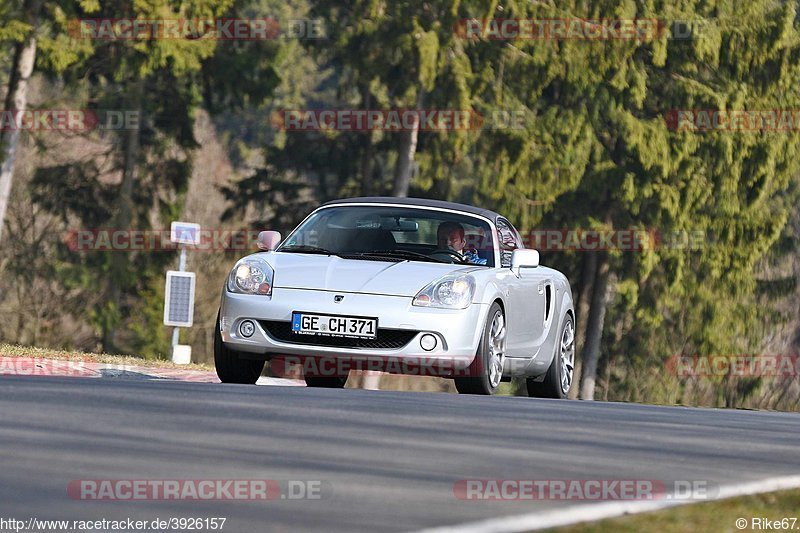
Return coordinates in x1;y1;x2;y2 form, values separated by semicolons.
164;271;196;327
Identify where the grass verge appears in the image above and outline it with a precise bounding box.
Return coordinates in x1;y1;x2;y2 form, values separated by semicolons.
548;488;800;533
0;343;214;371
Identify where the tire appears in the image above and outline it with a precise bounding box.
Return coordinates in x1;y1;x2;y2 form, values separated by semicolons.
454;302;506;395
527;314;575;399
214;312;265;384
304;376;348;388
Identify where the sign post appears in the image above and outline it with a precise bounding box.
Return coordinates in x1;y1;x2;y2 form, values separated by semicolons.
164;221;200;364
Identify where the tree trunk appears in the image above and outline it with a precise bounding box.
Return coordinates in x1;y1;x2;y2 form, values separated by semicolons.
392;93;424;197
579;252;611;400
569;252;597;399
392;122;418;197
102;80;143;352
360;84;374;196
0;1;41;244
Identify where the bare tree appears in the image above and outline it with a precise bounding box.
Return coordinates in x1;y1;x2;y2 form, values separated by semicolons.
0;0;41;243
392;92;424;198
391;119;419;198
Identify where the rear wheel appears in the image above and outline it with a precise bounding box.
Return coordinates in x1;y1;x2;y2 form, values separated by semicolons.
214;313;265;384
527;315;574;399
455;302;506;395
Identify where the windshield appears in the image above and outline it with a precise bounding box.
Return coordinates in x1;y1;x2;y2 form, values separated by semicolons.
278;205;495;267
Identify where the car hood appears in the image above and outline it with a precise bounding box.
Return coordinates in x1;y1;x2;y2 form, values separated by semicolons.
263;252;473;297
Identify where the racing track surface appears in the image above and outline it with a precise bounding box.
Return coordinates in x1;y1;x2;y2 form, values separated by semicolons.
1;375;799;532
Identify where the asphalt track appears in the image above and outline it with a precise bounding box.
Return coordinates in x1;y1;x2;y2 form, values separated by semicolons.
1;375;799;532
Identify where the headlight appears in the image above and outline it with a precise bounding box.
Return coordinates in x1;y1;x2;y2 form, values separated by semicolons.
227;257;274;295
413;274;476;309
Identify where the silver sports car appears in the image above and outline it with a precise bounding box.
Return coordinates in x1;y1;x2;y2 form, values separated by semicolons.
215;197;575;397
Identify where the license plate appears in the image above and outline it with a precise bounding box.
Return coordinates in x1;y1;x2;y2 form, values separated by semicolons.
291;312;378;339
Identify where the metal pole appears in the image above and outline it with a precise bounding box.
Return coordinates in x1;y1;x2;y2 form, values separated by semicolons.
171;246;188;352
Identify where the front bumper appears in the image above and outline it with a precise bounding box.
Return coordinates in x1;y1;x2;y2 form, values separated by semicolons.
220;288;487;367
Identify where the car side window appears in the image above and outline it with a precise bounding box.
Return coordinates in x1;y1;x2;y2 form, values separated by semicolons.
496;218;519;268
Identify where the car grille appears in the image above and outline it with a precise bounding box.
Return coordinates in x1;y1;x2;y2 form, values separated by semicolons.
259;321;418;349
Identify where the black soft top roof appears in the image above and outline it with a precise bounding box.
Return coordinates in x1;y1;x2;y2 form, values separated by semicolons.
322;196;502;222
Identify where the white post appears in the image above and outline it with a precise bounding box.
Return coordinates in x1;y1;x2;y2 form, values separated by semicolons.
171;247;188;353
166;221;199;365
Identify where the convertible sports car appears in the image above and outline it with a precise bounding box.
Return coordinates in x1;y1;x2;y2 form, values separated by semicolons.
215;197;575;397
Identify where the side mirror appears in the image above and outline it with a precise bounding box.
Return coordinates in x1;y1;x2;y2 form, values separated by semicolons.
257;230;282;251
511;249;539;276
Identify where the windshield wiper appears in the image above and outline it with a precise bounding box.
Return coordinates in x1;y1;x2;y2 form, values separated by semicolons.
357;250;458;264
279;245;337;255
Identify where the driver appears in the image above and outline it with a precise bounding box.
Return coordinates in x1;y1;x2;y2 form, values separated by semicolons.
437;222;487;265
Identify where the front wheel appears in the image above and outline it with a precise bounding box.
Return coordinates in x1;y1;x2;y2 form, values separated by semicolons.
527;315;575;399
214;313;265;384
454;302;506;395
